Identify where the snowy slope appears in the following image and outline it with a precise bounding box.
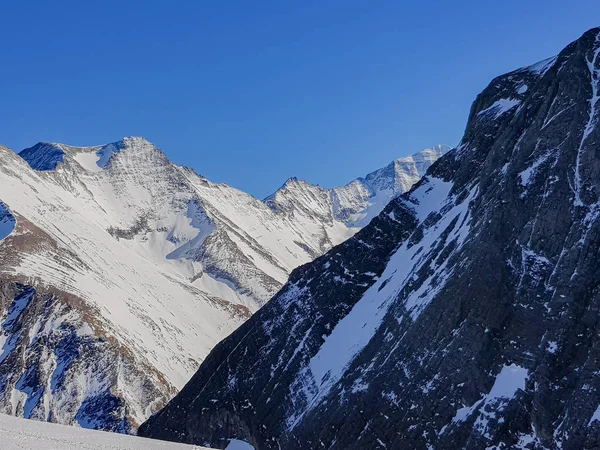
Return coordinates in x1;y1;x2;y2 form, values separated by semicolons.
0;137;443;431
0;413;204;449
14;138;308;311
0;412;256;449
12;138;444;313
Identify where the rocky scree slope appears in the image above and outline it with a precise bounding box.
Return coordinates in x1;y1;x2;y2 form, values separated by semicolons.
0;136;442;431
140;27;600;450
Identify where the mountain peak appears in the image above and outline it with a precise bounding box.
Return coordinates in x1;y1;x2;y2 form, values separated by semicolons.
18;137;164;172
361;145;452;196
94;137;161;168
264;177;314;203
114;136;155;149
263;146;449;229
284;176;300;184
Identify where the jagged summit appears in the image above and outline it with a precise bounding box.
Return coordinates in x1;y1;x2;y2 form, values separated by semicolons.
363;144;451;194
18;136;160;172
267;176;307;193
265;145;450;228
267;145;450;197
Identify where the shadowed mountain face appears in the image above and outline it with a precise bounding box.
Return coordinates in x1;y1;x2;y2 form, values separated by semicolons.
139;27;600;449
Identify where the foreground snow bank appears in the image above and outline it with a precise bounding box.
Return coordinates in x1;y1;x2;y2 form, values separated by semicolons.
0;413;254;450
0;413;207;450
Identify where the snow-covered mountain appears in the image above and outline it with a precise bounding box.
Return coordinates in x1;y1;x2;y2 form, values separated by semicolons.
265;145;449;229
140;27;600;450
0;136;444;431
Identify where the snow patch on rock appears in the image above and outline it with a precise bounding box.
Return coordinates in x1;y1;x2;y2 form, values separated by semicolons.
96;144;121;168
478;98;521;120
519;152;553;188
589;405;600;426
443;364;528;437
526;56;558;76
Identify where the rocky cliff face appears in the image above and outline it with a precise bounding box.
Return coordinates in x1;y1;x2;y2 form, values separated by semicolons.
0;133;440;431
140;27;600;450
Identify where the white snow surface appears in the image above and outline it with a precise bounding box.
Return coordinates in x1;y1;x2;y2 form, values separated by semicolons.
526;56;558;76
0;413;208;449
409;177;454;220
589;405;600;426
443;364;528;437
487;364;528;400
478;98;521;120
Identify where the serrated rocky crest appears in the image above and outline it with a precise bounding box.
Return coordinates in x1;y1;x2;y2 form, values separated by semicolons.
139;27;600;450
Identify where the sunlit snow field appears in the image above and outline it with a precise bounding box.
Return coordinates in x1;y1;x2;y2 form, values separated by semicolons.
0;413;254;450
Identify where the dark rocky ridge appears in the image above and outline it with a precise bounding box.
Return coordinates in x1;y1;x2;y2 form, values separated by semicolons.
141;27;600;449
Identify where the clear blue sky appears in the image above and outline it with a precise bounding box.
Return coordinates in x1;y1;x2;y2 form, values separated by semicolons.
1;1;599;199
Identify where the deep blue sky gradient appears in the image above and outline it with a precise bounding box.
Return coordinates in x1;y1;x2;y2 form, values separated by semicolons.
2;1;599;198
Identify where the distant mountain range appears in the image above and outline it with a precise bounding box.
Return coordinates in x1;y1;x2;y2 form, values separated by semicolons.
0;136;445;431
265;145;449;229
